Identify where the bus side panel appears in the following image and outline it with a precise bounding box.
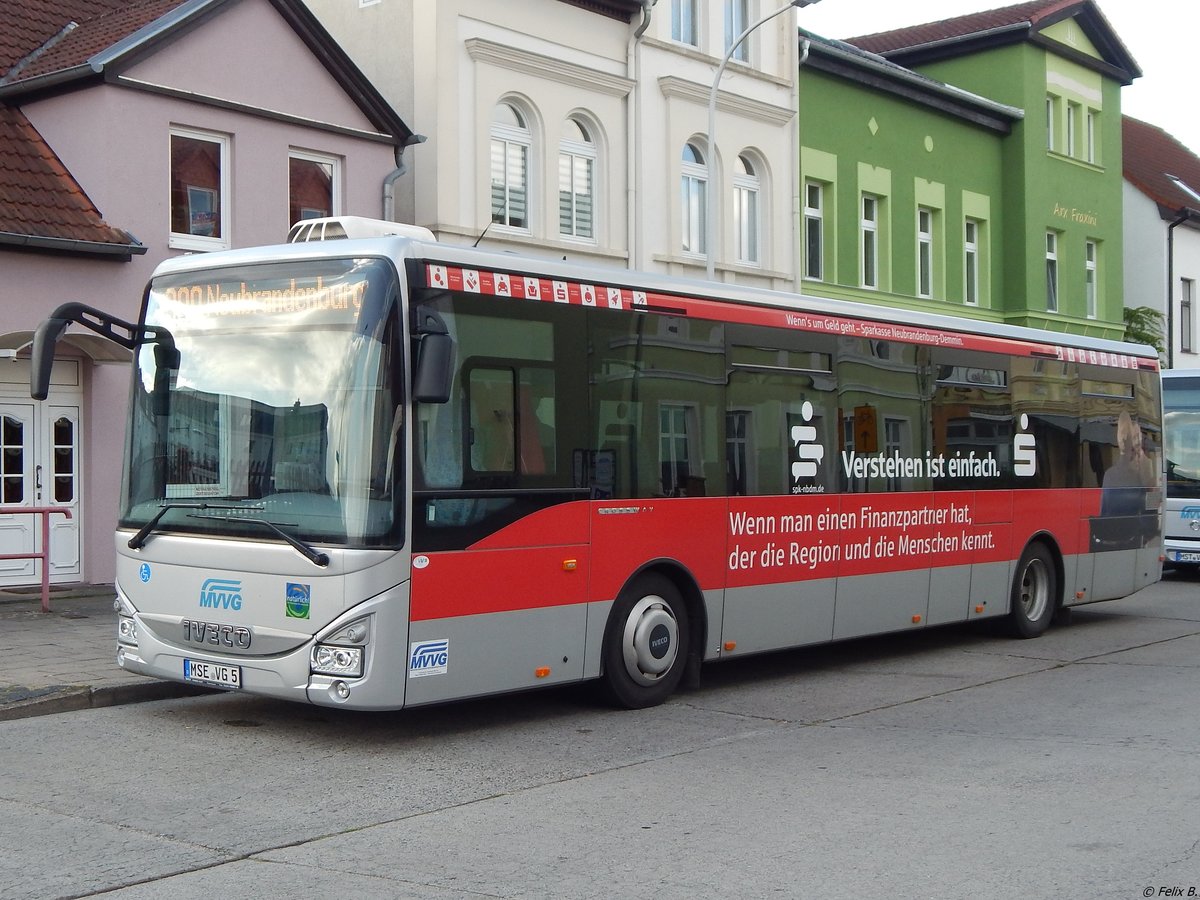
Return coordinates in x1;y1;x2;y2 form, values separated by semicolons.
404;606;587;706
968;491;1013;621
720;579;837;656
408;543;590;701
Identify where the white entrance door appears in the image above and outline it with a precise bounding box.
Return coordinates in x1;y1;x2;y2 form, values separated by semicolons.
0;402;81;585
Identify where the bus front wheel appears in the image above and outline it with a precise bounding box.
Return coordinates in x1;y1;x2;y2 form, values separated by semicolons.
1007;542;1058;639
601;574;690;709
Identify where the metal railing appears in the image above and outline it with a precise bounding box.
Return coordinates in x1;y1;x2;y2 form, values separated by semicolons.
0;507;74;613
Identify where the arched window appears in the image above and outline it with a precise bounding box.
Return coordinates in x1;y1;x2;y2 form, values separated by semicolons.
491;102;531;230
733;153;760;265
681;142;707;255
559;118;596;240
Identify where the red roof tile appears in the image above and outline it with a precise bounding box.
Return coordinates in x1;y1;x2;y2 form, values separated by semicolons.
1123;116;1200;215
846;0;1080;55
0;105;140;248
0;0;127;76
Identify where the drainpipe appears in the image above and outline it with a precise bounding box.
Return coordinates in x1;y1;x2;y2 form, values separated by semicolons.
383;134;427;223
627;1;656;271
792;36;810;292
1168;208;1190;370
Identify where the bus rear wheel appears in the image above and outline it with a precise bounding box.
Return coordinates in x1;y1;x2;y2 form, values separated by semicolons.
1007;542;1058;638
602;574;690;709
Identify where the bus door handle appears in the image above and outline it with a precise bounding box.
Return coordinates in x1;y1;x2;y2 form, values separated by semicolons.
35;464;42;501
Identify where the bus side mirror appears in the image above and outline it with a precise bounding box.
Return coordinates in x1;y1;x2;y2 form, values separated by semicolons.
30;315;72;400
413;332;453;404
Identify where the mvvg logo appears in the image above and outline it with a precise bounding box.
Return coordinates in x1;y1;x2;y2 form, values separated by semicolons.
1014;414;1037;477
199;577;243;611
409;639;449;677
790;401;825;483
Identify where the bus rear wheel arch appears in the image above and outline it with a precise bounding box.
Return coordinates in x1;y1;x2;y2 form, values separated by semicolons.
1007;540;1060;639
601;571;693;709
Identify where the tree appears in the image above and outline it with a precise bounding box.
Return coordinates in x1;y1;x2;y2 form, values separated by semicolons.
1123;305;1165;357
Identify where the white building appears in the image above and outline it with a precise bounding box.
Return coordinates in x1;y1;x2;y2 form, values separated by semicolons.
1122;115;1200;368
304;0;803;291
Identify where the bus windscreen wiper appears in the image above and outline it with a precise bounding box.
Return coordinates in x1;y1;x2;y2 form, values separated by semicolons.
127;502;256;551
187;513;330;567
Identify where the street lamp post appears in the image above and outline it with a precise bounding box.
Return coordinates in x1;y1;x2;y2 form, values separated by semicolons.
706;0;821;282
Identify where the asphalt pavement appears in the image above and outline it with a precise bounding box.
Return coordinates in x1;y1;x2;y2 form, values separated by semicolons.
0;584;203;721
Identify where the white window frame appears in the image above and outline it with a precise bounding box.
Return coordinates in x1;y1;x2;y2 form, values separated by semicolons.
681;142;707;256
1066;101;1078;157
964;218;979;306
1046;95;1057;152
491;103;533;233
726;0;749;62
1046;230;1059;313
917;207;934;299
733;154;760;265
1183;278;1195;354
169;127;230;252
1086;109;1097;164
559;118;597;242
804;181;823;281
1085;239;1098;319
288;149;341;227
672;0;698;46
861;194;879;290
659;402;700;496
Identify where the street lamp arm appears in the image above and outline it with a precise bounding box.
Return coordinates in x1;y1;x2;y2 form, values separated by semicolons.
706;0;817;281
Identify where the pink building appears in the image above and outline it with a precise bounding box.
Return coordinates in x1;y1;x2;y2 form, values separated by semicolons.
0;0;417;588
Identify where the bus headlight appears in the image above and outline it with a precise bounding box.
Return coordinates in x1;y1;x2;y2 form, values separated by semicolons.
310;615;370;677
311;645;363;677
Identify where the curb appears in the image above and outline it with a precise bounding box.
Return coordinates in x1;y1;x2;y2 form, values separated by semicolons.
0;681;212;722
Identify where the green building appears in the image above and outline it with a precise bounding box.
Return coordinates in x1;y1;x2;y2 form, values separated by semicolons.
798;2;1140;342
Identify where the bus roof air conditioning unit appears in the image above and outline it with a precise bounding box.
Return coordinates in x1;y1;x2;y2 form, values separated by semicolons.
287;216;436;243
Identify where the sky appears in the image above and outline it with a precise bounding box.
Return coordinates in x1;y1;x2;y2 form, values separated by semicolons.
794;0;1200;153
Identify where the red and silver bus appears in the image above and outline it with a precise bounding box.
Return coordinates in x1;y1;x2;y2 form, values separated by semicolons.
33;217;1164;710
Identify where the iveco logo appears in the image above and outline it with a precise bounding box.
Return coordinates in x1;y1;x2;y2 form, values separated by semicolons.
182;619;252;649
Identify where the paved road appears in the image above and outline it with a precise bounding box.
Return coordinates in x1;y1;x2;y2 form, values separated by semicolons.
1;573;1198;899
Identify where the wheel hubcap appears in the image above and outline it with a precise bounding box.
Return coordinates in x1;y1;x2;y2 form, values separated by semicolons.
1019;558;1049;621
621;595;679;686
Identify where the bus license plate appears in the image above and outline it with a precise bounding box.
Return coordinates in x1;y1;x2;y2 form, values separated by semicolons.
183;659;241;689
1176;552;1200;563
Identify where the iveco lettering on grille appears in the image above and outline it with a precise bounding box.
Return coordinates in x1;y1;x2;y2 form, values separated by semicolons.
199;577;243;611
181;619;252;649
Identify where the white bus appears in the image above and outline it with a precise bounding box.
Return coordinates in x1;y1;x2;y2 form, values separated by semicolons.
32;218;1164;711
1162;369;1200;567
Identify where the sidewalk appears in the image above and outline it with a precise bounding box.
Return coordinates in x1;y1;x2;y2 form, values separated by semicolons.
0;584;204;721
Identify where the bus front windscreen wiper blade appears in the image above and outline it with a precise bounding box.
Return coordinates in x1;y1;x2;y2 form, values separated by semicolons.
127;502;261;551
187;514;330;567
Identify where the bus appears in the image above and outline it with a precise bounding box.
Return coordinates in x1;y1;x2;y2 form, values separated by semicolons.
1162;369;1200;567
31;217;1165;711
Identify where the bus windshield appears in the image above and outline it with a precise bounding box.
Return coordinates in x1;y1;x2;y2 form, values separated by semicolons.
122;257;403;549
1165;377;1200;500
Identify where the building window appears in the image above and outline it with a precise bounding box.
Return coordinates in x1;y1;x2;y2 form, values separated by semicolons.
726;0;749;61
1182;278;1194;354
917;207;934;298
288;151;338;227
1085;240;1098;319
1086;109;1097;164
1046;231;1059;313
491;103;531;231
1046;95;1058;152
681;142;707;255
964;218;979;305
804;181;823;280
559;118;595;240
672;0;698;46
1066;101;1078;157
861;194;879;289
169;128;229;251
733;154;760;265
